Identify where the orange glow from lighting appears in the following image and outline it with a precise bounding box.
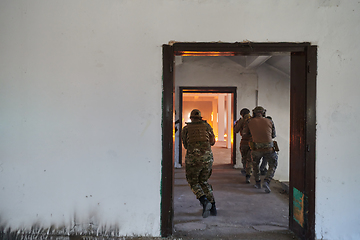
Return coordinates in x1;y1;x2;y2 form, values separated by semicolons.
176;51;236;57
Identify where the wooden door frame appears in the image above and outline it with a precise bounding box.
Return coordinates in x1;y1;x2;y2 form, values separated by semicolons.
178;87;237;166
162;42;316;240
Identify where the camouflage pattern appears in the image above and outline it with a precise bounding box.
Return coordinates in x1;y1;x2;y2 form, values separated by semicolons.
234;113;252;172
185;160;214;202
252;106;266;114
240;145;253;176
182;119;215;202
234;113;252;146
252;141;274;150
244;114;278;183
186;121;210;143
251;150;278;183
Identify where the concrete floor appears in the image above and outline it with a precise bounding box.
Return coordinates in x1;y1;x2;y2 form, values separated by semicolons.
172;142;300;240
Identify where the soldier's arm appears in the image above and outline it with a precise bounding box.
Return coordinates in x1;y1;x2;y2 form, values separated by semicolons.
239;120;246;136
234;118;242;133
243;120;252;137
271;120;276;139
206;123;216;146
209;131;215;146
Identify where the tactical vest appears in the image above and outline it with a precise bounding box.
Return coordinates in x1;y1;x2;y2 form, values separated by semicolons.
186;122;209;143
248;117;273;143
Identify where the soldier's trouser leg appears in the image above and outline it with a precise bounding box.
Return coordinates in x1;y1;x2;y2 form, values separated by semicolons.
264;151;278;183
240;148;246;169
260;158;268;171
186;161;214;203
240;145;252;176
251;151;264;182
199;161;214;203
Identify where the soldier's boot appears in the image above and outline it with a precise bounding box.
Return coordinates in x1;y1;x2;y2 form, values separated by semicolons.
199;195;212;218
245;175;251;184
254;180;261;189
210;202;217;216
263;181;271;193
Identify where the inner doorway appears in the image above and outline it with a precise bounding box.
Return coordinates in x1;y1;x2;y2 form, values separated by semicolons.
176;88;237;167
162;42;316;240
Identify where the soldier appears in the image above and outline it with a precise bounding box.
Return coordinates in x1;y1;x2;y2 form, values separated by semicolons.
234;108;253;183
259;116;273;175
244;106;278;193
181;109;217;218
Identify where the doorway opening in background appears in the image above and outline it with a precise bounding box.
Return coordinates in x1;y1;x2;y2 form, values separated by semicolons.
175;88;236;168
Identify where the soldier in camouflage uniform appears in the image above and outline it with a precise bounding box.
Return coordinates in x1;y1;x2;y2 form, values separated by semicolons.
243;106;278;193
181;109;217;218
234;108;253;183
258;116;273;175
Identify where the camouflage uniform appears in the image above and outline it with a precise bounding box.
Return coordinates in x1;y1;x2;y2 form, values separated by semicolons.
234;113;252;176
182;118;216;203
250;144;278;183
258;116;275;175
244;106;278;193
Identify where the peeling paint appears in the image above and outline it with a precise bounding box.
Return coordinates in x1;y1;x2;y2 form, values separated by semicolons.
293;187;307;228
0;223;124;240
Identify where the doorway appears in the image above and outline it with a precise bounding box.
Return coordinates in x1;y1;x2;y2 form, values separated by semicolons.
162;42;316;240
176;87;237;167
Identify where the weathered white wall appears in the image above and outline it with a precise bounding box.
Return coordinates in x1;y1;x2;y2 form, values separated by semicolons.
1;1;360;239
175;57;257;116
0;0;163;237
257;60;291;181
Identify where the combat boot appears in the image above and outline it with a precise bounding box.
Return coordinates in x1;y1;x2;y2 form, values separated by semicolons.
254;180;261;189
245;175;251;184
199;196;212;218
263;181;271;193
210;202;217;216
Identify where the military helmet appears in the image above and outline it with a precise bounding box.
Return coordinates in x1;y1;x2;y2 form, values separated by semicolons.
252;106;266;114
240;108;250;117
190;109;202;119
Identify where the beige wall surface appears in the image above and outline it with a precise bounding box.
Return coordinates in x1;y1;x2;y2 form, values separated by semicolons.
1;1;360;239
